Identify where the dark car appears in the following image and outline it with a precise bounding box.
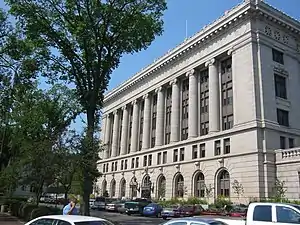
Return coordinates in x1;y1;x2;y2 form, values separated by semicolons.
179;205;202;217
125;200;151;215
143;203;163;217
161;205;181;220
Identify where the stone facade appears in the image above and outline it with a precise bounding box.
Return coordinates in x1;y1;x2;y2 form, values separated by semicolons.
97;0;300;203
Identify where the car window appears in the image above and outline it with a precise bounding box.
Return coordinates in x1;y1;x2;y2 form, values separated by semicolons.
74;221;115;225
168;222;187;225
276;206;300;223
209;222;229;225
57;220;72;225
30;219;57;225
253;205;272;222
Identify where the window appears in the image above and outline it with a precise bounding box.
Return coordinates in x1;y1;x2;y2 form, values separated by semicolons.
143;155;147;167
74;221;115;225
218;170;230;197
200;122;209;136
135;157;139;168
181;79;189;140
57;221;72;225
124;159;128;170
199;69;209;136
274;74;287;99
131;158;135;169
165;87;172;144
106;163;108;172
289;138;294;148
121;160;124;170
179;148;185;161
222;115;233;130
31;219;58;225
272;48;284;64
280;136;286;149
192;145;198;159
224;138;230;154
139;101;144;151
157;152;162;165
194;172;205;198
173;149;178;162
148;154;152;166
102;164;105;173
151;94;157;148
215;141;221;156
200;144;206;158
163;151;167;164
276;206;300;223
111;162;114;172
128;106;133;153
167;222;187;225
277;108;289;126
114;162;117;171
253;205;272;222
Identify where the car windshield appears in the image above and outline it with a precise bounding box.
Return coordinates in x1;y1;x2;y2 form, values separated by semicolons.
74;221;115;225
95;197;105;202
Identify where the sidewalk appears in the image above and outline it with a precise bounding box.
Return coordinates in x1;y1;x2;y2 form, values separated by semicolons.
0;213;24;225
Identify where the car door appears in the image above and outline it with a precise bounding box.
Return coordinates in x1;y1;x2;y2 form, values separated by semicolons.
28;218;58;225
275;205;300;225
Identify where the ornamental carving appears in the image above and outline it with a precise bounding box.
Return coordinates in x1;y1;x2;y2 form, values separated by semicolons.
274;30;281;41
264;26;272;36
297;44;300;53
282;35;289;44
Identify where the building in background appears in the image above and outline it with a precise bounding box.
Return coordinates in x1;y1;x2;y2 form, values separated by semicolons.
97;0;300;202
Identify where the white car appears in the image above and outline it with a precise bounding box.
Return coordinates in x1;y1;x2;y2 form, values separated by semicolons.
24;215;116;225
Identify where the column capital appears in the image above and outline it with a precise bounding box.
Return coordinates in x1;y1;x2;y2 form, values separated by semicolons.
205;58;216;67
186;69;195;77
113;110;118;115
102;114;107;119
122;105;127;110
169;78;178;86
132;99;138;105
155;86;163;93
143;93;149;100
227;48;235;56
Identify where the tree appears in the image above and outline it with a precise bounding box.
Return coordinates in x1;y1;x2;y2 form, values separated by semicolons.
204;184;214;200
273;178;287;202
232;179;244;200
6;0;167;215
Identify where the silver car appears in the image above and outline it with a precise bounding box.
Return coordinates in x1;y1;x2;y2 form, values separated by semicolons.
159;217;229;225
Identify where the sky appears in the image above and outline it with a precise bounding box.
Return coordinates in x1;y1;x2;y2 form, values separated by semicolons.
1;0;299;132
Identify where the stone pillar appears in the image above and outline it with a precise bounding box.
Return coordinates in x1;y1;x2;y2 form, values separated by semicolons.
142;94;151;150
130;100;139;153
102;115;108;159
155;87;165;146
104;114;111;158
170;78;180;143
111;111;119;157
205;58;220;133
120;106;129;155
186;69;198;138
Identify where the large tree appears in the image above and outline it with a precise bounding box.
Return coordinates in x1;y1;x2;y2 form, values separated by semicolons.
6;0;167;215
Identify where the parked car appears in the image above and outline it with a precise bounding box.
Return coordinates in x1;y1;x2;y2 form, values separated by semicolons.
116;201;127;214
143;203;163;217
24;215;116;225
106;201;120;212
161;205;181;220
93;197;106;210
218;202;300;225
159;217;229;225
125;200;150;215
227;206;247;217
179;205;203;217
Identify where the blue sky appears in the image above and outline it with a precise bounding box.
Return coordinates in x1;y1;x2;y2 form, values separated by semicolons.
1;0;299;132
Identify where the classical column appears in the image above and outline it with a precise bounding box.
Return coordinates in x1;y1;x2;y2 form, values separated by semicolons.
111;111;119;157
130;100;139;153
155;87;164;146
142;94;151;150
205;58;220;133
170;78;180;143
186;69;198;138
102;115;109;159
104;114;111;145
120;105;129;155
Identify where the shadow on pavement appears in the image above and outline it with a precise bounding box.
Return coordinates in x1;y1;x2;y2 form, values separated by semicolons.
0;213;24;225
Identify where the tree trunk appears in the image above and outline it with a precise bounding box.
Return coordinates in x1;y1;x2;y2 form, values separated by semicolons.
82;107;96;216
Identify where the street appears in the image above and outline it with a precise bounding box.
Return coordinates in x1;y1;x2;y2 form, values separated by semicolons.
90;210;165;225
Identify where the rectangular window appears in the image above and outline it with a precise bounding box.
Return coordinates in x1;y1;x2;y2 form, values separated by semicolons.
192;145;198;159
124;159;128;170
180;148;185;161
224;138;230;154
151;94;157;148
106;163;109;172
289;138;294;148
222;115;233;130
253;205;272;222
143;155;147;167
165;87;172;145
173;149;178;162
277;108;289;126
135;157;139;168
139;101;144;151
280;136;286;149
114;161;118;171
200;69;209;136
131;158;135;169
118;111;123;156
157;152;162;165
148;154;152;166
121;160;124;170
272;48;284;65
215;140;221;156
163;151;167;164
111;162;114;172
181;79;189;140
274;74;287;99
102;164;105;173
128;106;133;153
200;144;206;158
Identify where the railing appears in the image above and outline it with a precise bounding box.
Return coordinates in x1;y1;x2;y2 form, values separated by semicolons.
276;147;300;159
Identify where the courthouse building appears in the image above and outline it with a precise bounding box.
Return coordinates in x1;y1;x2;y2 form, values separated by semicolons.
97;0;300;202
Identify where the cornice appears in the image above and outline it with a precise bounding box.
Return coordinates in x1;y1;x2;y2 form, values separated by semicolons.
103;0;300;105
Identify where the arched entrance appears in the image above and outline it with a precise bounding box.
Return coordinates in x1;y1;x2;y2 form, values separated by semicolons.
174;173;184;198
157;175;166;200
129;177;138;199
141;175;152;199
217;169;230;197
193;171;205;197
119;178;126;198
102;180;107;196
110;179;116;197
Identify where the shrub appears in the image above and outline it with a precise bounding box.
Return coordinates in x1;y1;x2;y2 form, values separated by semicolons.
10;200;25;217
186;197;208;205
30;206;51;220
21;204;39;221
214;195;232;210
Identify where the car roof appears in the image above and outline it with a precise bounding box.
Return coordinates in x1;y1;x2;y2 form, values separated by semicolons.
39;215;106;222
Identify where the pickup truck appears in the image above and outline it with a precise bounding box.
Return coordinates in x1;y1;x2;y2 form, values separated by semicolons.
217;202;300;225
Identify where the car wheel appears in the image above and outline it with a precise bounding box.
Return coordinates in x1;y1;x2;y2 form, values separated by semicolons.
156;212;161;218
162;216;167;220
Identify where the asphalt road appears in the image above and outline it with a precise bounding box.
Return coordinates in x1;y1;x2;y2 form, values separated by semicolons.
90;210;165;225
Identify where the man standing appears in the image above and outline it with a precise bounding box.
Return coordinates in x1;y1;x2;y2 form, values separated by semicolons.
63;198;78;215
